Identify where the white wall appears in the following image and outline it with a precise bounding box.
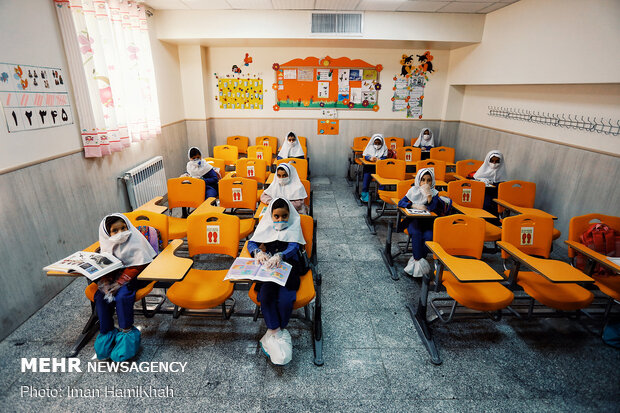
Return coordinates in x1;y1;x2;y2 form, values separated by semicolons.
0;0;82;173
448;0;620;85
205;46;450;120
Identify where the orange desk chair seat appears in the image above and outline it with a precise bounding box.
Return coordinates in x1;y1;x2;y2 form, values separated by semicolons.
454;159;483;180
416;159;447;182
247;145;274;167
375;159;406;204
213;145;239;167
166;212;239;314
256;136;278;155
384;136;405;151
167;177;206;240
275;158;309;180
218;177;258;239
447;180;501;243
429;146;455;163
235;158;269;197
227;135;249;155
204;157;226;177
501;214;593;312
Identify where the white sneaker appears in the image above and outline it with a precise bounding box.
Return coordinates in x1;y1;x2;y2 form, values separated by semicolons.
404;256;415;275
412;258;431;278
274;329;293;365
260;331;285;364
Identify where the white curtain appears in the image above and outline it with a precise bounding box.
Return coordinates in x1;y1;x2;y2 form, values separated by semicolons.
55;0;160;157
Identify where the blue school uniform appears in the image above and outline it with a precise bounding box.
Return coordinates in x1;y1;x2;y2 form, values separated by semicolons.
398;194;448;260
200;168;219;198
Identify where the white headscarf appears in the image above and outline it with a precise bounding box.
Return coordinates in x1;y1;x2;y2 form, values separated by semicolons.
186;147;213;178
405;167;439;205
473;150;507;184
363;134;388;158
263;163;307;201
413;128;435;148
98;214;156;267
250;198;306;245
278;132;305;159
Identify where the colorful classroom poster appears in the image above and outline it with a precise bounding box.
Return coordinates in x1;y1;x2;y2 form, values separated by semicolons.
218;78;263;109
317;82;329;98
283;69;296;79
0;62;73;132
298;69;314;81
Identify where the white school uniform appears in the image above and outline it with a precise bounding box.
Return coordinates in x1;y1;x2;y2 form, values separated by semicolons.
277;133;305;159
186;147;213;178
263;163;307;201
473;150;507;184
405;167;439;206
413;128;435;148
250;198;306;245
98;214;156;267
362;133;388;159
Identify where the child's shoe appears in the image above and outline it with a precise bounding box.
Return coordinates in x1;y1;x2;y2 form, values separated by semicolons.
360;192;369;203
404;256;415;276
110;326;141;362
273;329;292;365
412;258;431;278
260;331;285;365
94;329;118;360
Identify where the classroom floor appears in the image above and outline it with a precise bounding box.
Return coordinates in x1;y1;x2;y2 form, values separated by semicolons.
1;177;619;412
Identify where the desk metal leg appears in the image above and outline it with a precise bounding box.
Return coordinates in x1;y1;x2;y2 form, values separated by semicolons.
381;217;399;280
365;185;376;234
67;302;99;358
408;271;442;365
354;165;362;206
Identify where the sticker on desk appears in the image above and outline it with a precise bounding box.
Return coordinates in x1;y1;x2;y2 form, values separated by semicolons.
462;188;471;203
232;187;243;202
256;152;263;160
262;140;269;147
246;165;255;177
405;152;412;162
520;227;534;245
206;225;220;244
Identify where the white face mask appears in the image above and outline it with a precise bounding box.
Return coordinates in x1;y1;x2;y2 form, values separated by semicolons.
273;221;289;231
490;163;500;170
279;176;290;186
423;133;431;141
374;144;382;150
288;139;297;146
109;230;131;244
193;158;202;166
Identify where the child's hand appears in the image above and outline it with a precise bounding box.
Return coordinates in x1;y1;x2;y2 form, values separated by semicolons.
420;184;432;197
255;250;270;265
107;282;121;295
97;279;111;294
370;156;377;162
264;253;282;269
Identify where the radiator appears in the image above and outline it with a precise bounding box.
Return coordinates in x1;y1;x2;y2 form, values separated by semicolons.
121;156;167;210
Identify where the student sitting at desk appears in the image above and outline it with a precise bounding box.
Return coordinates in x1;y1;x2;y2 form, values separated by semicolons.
413;127;435;151
473;150;507;219
248;198;307;366
277;132;305;160
360;133;388;203
398;168;451;278
185;146;220;198
261;163;308;214
94;214;156;361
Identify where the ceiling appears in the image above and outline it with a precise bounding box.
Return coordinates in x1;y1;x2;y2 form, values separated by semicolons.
142;0;520;14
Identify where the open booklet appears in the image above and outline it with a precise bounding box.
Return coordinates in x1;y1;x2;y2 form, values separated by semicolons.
405;208;431;215
224;257;292;287
43;251;123;281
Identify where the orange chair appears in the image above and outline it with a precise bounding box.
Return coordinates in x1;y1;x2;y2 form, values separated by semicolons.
352;136;370;151
416;159;446;182
348;136;371;181
430;146;455;163
166;212;239;316
276;158;308;180
256;136;278;155
499;215;594;312
247;145;273;166
297;135;308;147
384;136;405;151
218;177;257;239
447;180;500;242
204;157;225;176
454;159;483;180
167;177;205;240
396;146;421;163
278;136;308;158
375;159;406;204
566;214;620;307
213;145;239;167
235;158;268;186
301;179;313;216
227;135;249;155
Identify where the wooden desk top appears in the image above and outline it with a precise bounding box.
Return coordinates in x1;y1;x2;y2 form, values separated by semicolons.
193;197;226;215
497;241;593;283
452;203;496;219
138;239;193;282
254;203;268;220
371;174;401;186
565;240;620;274
137;196;167;214
494;199;557;220
426;241;505;282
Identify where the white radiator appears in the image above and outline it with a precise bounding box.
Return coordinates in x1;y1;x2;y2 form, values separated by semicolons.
121;156;167;210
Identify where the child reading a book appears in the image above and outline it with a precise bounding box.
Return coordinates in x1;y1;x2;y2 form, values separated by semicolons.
473;149;507;220
94;214;156;361
260;163;308;214
413;127;435;151
360;133;388;203
277;132;305;160
398;168;451;278
185;146;220;198
247;198;307;365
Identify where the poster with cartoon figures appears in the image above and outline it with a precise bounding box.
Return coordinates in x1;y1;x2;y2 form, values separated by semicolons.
217;78;263;110
0;62;73;132
391;51;435;119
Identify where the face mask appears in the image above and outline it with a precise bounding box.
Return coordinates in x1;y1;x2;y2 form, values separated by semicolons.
423;134;430;141
109;230;131;244
279;177;290;186
289;140;297;146
193;159;202;166
490;163;500;170
374;144;382;150
273;221;289;231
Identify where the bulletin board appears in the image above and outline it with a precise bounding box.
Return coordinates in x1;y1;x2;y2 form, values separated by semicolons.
272;56;382;111
217;77;264;110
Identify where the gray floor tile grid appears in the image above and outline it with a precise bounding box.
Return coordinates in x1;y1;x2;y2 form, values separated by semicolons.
1;177;618;412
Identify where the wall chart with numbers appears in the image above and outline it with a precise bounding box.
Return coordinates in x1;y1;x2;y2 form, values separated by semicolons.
0;62;73;133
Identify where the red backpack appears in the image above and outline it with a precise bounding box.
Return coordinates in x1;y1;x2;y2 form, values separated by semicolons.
576;223;620;276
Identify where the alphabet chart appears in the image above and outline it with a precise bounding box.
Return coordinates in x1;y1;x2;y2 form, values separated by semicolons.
0;63;73;133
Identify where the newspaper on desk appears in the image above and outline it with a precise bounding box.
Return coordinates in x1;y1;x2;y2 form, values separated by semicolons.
406;208;431;215
43;251;122;281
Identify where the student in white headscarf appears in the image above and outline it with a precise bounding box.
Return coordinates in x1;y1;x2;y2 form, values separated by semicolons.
360;133;388;202
397;168;451;277
277;132;305;160
247;198;307;365
94;214;156;362
413;128;435;156
473;150;507;219
185;147;220;198
261;163;308;214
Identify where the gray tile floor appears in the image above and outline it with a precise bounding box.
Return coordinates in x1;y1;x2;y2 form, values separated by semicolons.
1;177;619;412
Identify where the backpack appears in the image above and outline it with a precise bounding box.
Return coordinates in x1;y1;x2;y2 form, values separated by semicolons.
386;149;397;159
576;223;620;276
137;225;163;254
